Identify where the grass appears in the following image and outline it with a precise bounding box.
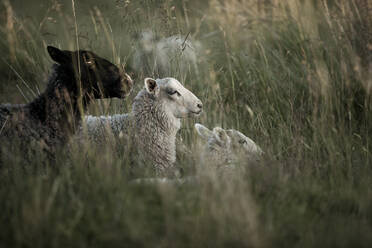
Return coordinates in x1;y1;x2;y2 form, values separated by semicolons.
1;0;372;247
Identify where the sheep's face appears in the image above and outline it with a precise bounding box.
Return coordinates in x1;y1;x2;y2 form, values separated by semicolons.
47;46;133;99
195;124;231;152
195;124;263;162
144;77;203;118
225;129;264;156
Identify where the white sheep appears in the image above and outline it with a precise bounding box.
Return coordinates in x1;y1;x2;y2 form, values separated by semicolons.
131;124;263;185
131;30;201;77
82;77;203;177
195;123;263;176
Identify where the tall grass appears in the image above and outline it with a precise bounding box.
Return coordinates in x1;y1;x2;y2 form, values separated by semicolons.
1;0;372;247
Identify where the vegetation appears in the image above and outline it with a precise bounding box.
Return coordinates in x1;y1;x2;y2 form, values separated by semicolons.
1;0;372;247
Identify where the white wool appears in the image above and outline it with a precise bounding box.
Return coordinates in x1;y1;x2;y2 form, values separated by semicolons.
83;114;131;142
195;124;263;175
80;77;202;177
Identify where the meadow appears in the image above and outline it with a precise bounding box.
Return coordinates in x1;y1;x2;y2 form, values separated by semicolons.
1;0;372;247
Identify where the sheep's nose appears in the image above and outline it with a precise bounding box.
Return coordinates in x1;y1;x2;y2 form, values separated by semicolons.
197;102;203;109
124;73;133;84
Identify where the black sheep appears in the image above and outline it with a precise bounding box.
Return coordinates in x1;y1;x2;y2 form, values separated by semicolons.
0;46;133;163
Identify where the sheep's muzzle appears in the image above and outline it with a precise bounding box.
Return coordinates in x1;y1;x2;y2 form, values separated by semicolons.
118;72;134;98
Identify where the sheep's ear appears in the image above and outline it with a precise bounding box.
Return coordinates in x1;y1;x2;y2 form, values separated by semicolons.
47;46;70;64
195;123;213;140
213;127;230;144
144;77;159;96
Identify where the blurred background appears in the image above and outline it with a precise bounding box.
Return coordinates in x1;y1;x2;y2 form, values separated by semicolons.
1;0;372;247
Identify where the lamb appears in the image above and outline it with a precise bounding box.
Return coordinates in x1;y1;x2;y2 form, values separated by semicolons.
195;123;263;176
83;77;203;177
131;30;201;78
131;124;263;185
0;46;133;163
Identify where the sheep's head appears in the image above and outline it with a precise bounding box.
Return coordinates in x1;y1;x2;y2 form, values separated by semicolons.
144;77;203;118
225;129;264;156
47;46;133;99
195;123;263;164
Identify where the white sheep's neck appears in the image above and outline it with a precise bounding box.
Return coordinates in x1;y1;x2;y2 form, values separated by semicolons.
132;90;180;175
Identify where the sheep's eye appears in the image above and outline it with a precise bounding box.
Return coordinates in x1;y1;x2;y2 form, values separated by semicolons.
86;60;95;65
83;54;95;66
168;90;181;97
239;140;247;145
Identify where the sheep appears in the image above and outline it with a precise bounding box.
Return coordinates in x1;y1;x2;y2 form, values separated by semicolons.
131;124;263;185
0;46;133;163
82;77;203;177
194;123;263;176
131;30;201;78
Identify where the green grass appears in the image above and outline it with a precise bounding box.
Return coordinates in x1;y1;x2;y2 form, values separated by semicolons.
1;0;372;247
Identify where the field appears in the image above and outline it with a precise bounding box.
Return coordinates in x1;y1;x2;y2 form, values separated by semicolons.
1;0;372;247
